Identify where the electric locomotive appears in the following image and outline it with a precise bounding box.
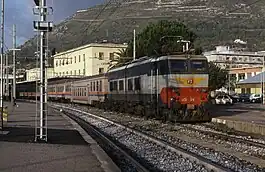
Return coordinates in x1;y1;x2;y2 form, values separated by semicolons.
107;54;210;122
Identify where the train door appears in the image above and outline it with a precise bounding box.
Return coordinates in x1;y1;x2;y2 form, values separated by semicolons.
150;60;159;117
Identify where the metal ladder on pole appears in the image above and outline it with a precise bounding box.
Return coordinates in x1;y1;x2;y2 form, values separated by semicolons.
33;3;53;142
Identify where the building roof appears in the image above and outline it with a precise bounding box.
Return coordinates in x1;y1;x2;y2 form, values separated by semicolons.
53;42;128;57
238;71;264;84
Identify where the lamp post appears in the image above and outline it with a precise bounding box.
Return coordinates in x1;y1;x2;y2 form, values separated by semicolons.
9;48;21;105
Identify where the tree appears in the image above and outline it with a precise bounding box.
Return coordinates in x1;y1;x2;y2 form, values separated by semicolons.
125;20;197;58
115;20;228;91
208;62;228;91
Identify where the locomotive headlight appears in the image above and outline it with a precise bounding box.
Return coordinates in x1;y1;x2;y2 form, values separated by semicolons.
201;88;207;93
170;97;176;102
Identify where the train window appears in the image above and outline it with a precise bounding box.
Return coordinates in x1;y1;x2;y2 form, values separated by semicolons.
99;81;102;91
96;81;99;91
93;82;95;91
109;82;113;91
119;80;124;91
134;78;141;91
113;81;118;91
90;82;93;92
128;79;133;91
158;60;168;75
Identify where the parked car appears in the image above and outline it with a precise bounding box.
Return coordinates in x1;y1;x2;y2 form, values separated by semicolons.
229;94;240;103
250;94;262;103
238;93;251;103
215;95;233;105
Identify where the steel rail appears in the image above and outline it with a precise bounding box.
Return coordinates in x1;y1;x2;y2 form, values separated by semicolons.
52;104;231;172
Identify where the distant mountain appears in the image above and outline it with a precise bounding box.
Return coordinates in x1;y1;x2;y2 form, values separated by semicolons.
17;0;265;69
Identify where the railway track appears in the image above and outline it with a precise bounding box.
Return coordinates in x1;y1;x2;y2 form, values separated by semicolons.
52;104;230;172
184;124;265;149
61;109;149;172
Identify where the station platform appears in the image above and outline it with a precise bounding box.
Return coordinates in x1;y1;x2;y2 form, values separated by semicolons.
211;103;265;136
0;102;119;172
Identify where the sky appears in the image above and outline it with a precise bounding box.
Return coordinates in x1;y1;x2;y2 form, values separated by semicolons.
3;0;105;51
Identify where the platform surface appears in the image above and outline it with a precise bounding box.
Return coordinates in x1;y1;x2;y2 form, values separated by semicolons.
0;102;118;172
210;103;265;135
211;103;265;124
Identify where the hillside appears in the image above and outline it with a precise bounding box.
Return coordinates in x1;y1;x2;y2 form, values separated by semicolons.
17;0;265;68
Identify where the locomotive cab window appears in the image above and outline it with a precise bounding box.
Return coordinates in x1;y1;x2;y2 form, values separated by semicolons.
169;60;188;73
190;60;208;73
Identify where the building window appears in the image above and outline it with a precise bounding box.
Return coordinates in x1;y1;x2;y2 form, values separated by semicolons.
74;70;76;75
79;69;81;75
70;58;72;64
79;55;81;62
56;60;58;66
62;60;65;65
66;71;68;75
83;54;85;61
99;68;104;74
63;72;65;75
109;53;114;60
59;60;61;66
74;56;76;63
99;52;104;60
70;71;72;75
83;69;85;75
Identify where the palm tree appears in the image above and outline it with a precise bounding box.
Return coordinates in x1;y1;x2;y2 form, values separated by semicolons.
106;49;133;70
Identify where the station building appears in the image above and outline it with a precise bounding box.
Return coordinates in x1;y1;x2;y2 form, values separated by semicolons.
52;42;127;77
236;71;265;94
26;67;55;81
229;66;262;82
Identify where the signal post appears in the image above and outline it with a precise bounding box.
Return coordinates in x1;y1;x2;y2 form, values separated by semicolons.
33;0;53;142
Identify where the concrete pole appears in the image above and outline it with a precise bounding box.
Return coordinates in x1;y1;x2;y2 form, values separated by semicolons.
261;56;265;105
0;0;4;130
5;54;8;100
12;24;16;104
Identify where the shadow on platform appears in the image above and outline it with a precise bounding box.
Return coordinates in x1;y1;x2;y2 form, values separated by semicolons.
208;104;251;118
0;127;88;145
